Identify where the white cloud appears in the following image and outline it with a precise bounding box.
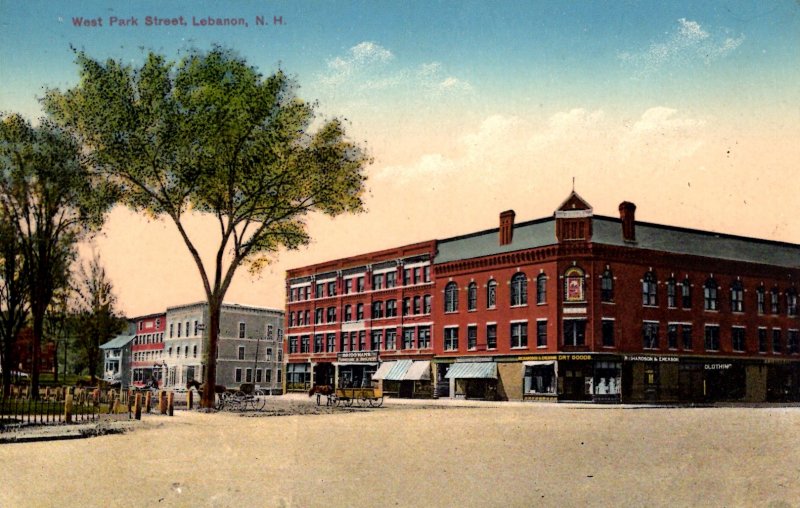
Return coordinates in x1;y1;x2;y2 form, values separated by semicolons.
320;41;394;86
620;18;744;76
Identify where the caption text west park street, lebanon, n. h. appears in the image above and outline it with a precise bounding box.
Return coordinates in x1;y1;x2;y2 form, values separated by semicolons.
70;15;285;28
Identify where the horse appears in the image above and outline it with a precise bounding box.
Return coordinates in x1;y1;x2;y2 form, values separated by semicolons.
308;384;334;406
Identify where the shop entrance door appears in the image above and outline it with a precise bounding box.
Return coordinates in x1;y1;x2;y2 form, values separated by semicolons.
678;365;704;402
561;363;592;401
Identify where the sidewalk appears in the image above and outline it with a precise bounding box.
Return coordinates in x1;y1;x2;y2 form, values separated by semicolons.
0;416;141;444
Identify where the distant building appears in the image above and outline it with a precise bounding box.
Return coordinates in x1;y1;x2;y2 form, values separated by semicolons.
12;327;57;376
285;191;800;403
100;323;136;387
130;312;166;388
163;302;284;392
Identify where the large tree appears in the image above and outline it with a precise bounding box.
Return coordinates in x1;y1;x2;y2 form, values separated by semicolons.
0;212;28;396
71;253;126;382
46;47;370;408
0;114;112;397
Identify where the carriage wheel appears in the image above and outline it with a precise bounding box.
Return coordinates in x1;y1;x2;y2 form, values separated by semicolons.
369;396;384;408
358;396;370;407
252;395;266;411
216;392;227;410
344;397;354;407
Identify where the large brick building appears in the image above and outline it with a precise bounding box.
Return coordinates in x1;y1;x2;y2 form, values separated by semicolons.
285;191;800;403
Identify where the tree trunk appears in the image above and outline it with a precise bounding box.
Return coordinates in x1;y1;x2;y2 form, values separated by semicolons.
202;299;221;409
53;341;58;383
31;308;44;399
1;341;11;397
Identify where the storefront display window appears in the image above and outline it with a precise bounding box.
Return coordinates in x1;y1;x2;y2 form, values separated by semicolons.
524;362;556;394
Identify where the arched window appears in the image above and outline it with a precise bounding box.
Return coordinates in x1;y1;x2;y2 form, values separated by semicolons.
467;282;478;311
537;274;547;304
564;267;585;302
730;281;744;312
787;288;798;316
487;280;497;308
666;278;677;308
601;269;613;302
372;301;383;319
510;273;528;306
704;278;718;311
642;271;657;306
445;282;459;313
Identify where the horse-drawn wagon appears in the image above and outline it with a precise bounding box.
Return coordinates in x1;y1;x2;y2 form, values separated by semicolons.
332;386;384;407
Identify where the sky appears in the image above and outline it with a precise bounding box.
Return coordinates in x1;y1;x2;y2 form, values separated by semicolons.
1;0;798;317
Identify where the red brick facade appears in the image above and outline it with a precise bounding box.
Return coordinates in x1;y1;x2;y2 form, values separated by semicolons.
130;313;166;387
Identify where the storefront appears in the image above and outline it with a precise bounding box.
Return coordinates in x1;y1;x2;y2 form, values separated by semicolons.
286;362;311;391
766;360;800;402
517;354;621;403
335;351;379;388
373;360;433;398
312;362;335;387
445;360;498;400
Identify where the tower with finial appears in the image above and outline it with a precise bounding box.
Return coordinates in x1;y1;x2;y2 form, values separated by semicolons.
554;184;593;242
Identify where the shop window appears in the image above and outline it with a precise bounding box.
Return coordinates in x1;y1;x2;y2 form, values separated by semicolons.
730;281;744;312
642;322;659;349
444;327;459;351
642;272;657;306
667;278;677;308
537;320;548;347
511;273;528;306
467;283;478;311
537;274;547;304
704;278;719;311
601;270;614;303
564;267;585;302
445;282;459;313
524;364;556;395
704;325;720;351
564;319;586;346
732;327;746;352
772;329;782;353
511;322;528;348
487;280;497;309
487;324;497;350
467;326;477;350
418;326;431;349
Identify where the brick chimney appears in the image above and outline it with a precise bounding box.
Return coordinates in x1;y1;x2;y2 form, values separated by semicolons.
499;210;515;245
619;201;636;242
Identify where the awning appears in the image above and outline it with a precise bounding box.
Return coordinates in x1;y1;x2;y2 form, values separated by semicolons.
384;360;413;381
445;362;497;379
402;361;431;381
371;362;395;380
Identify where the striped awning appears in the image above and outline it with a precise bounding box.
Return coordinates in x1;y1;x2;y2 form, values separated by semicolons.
445;362;497;379
371;362;394;380
384;360;413;381
402;361;431;381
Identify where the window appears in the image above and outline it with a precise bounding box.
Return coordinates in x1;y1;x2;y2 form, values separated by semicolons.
403;328;415;349
537;321;548;347
238;346;245;360
168;347;172;357
314;334;323;353
344;305;352;322
487;324;497;349
358;331;366;352
787;288;798;316
643;272;657;306
704;278;718;311
564;267;585;302
344;278;352;294
301;335;310;353
239;322;246;339
511;322;528;348
414;267;421;284
356;303;364;321
266;369;272;383
444;328;459;351
788;330;798;354
770;287;779;314
371;330;382;351
467;283;477;311
185;321;190;337
758;328;768;353
424;266;431;282
386;271;396;288
327;307;336;323
327;281;336;297
423;295;431;314
277;370;282;383
487;280;497;309
601;270;614;302
418;326;431;349
413;296;421;315
385;329;396;350
193;320;198;336
304;310;310;325
177;322;182;338
169;323;174;338
372;273;383;290
757;287;765;314
235;368;242;383
467;325;477;350
315;283;323;299
511;273;528;306
537;274;547;304
730;281;744;312
732;327;746;352
602;320;614;347
681;278;692;308
667;278;677;308
255;369;263;383
339;333;347;352
278;350;282;362
289;312;295;327
667;324;678;349
193;345;197;358
326;334;336;353
403;268;412;285
704;325;720;351
266;347;273;361
445;282;458;313
772;329;782;353
642;322;659;349
564;320;586;346
315;308;324;325
386;300;397;317
372;301;383;319
402;297;410;316
245;368;253;383
357;276;365;293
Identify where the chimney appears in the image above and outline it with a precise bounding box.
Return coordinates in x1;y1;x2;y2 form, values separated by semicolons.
499;210;515;245
619;201;636;242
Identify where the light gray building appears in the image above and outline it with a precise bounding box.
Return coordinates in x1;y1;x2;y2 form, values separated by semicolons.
100;326;136;388
163;302;284;393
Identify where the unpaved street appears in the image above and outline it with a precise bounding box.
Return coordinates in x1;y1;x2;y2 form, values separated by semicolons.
1;400;798;507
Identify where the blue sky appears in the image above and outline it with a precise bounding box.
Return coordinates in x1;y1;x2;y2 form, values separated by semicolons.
1;1;798;314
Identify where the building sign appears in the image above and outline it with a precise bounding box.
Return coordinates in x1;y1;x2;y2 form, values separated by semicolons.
337;351;378;362
564;266;585;302
624;355;679;363
563;307;587;314
704;363;732;370
518;354;593;361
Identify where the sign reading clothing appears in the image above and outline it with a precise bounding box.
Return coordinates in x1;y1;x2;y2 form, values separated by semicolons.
337;351;378;362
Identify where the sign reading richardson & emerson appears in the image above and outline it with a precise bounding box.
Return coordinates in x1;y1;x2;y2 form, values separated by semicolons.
623;355;679;362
